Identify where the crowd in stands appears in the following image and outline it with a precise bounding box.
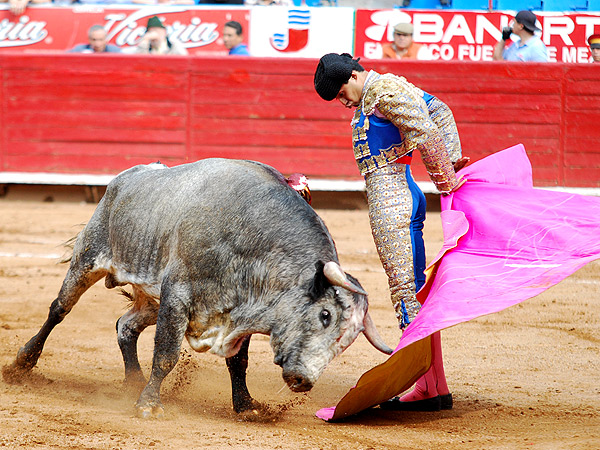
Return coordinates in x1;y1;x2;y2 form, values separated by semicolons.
66;16;248;55
0;0;315;11
1;0;598;63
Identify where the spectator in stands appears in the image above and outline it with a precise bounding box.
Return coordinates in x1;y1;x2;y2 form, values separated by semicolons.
131;0;194;5
244;0;293;5
223;21;250;56
382;22;423;60
68;25;122;54
1;0;49;16
493;10;548;62
588;34;600;63
135;16;188;56
198;0;243;4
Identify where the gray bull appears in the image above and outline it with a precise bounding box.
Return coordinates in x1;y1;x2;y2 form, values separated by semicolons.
3;158;391;418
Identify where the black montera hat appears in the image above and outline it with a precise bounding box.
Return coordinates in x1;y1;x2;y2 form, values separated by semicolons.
314;53;361;101
515;10;540;33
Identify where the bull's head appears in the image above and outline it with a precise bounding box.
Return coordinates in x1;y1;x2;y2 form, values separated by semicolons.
271;261;392;393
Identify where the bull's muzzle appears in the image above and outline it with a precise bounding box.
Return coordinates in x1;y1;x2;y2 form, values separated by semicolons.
283;371;314;392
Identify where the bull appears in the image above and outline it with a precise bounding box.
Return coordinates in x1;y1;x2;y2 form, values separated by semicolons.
3;158;392;418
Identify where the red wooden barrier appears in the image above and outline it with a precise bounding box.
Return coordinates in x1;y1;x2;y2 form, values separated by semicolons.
0;54;598;188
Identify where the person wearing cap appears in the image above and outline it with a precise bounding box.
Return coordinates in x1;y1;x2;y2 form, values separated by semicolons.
314;53;469;412
382;22;423;60
588;34;600;63
135;16;188;56
493;10;548;62
223;21;250;56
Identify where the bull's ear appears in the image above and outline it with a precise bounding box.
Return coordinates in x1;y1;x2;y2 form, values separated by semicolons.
308;260;330;300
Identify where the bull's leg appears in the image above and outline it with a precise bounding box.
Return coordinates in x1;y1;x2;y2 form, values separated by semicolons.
226;336;257;413
135;290;188;419
2;267;106;381
116;287;159;388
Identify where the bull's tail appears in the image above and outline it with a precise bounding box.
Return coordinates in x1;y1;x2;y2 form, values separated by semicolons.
59;226;86;264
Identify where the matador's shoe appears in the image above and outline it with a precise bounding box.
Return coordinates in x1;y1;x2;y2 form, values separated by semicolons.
379;393;453;412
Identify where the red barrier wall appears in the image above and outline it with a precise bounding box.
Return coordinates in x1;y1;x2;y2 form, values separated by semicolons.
0;54;598;188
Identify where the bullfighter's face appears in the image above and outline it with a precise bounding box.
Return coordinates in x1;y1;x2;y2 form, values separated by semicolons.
336;71;364;109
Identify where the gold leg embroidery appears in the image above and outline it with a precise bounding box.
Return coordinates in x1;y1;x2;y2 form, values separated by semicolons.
366;163;421;329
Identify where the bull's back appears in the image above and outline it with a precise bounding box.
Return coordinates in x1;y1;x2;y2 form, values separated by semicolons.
85;159;336;292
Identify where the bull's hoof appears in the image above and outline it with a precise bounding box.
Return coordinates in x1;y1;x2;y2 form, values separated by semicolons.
14;346;40;371
136;404;165;419
233;397;261;414
236;401;277;423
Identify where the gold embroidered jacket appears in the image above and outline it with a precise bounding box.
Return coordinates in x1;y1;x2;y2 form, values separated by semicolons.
352;71;460;194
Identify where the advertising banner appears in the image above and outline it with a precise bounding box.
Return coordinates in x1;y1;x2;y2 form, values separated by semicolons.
248;6;354;57
2;5;600;62
0;5;249;54
355;9;600;63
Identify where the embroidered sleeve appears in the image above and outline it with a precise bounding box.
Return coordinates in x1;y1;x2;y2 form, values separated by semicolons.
416;134;460;194
369;77;459;193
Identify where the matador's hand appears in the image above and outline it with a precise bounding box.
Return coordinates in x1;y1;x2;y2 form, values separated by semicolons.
453;156;470;173
442;175;466;196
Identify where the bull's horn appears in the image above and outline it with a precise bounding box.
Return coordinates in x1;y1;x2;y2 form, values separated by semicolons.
363;312;393;355
323;261;367;295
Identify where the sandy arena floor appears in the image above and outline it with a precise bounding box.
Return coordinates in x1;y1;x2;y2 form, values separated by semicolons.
1;188;599;450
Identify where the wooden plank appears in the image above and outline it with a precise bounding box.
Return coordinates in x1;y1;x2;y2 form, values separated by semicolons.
7;85;188;102
5;111;186;130
565;95;600;111
563;115;600;134
4;142;187;159
563;168;600;186
409;78;561;96
5;69;186;88
191;103;350;121
564;151;600;165
190;131;349;149
8;98;187;116
191;145;353;161
458;123;560;139
190;87;322;107
6;127;186;144
3;153;187;174
530;167;561;185
191;72;314;91
188;147;359;178
445;94;561;112
1;54;191;73
452;107;560;125
191;117;350;136
565;80;600;95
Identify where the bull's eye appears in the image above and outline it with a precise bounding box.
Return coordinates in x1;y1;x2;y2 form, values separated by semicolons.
320;309;331;328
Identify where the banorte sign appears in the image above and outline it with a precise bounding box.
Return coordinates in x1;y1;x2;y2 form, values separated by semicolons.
0;6;249;53
355;9;600;63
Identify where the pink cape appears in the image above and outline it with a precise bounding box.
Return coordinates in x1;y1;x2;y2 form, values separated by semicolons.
316;144;600;421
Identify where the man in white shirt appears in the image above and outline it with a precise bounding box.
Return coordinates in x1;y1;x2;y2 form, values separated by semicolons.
493;10;548;62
